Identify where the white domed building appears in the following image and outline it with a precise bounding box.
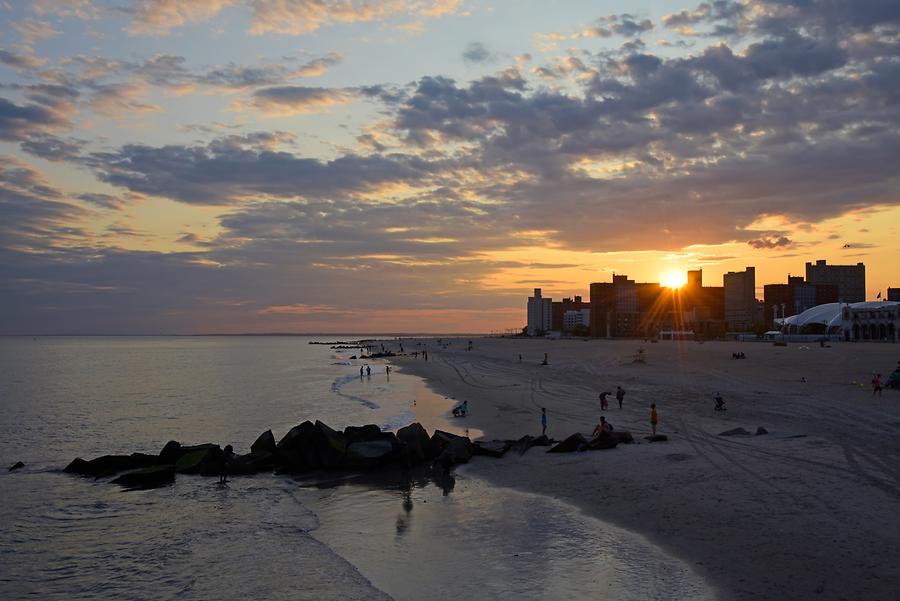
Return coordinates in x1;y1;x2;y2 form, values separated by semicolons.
778;301;900;342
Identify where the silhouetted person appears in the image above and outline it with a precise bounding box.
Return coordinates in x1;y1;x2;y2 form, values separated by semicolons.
616;386;625;409
650;404;659;435
219;444;234;484
873;373;883;396
599;391;610;411
541;407;547;436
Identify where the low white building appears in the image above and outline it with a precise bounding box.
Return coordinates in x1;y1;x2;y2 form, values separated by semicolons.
526;288;552;336
778;301;899;342
563;308;591;331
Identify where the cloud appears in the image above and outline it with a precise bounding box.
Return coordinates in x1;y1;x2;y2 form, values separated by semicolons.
0;48;45;70
122;0;463;36
238;86;357;116
13;19;62;46
126;0;238;35
463;42;496;65
83;135;442;204
0;156;87;251
0;96;72;141
747;236;793;249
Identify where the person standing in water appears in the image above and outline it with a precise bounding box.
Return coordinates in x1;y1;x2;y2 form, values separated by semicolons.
650;404;659;435
616;386;625;409
541;408;548;436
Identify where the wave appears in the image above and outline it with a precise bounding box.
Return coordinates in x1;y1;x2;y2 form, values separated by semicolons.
331;373;379;410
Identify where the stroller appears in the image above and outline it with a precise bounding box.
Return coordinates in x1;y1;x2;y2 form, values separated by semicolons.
714;394;727;412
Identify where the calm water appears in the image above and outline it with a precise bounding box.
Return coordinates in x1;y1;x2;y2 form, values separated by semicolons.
0;337;714;600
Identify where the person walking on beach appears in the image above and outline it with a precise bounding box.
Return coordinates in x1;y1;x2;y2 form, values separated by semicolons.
872;373;882;396
616;386;625;409
366;365;371;377
599;391;610;411
541;408;547;436
360;365;364;378
650;404;659;435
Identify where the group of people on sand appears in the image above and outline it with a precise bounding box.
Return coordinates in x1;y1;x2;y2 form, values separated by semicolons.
732;352;746;359
598;386;627;411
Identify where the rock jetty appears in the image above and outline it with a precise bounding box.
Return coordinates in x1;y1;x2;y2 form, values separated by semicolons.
63;421;634;489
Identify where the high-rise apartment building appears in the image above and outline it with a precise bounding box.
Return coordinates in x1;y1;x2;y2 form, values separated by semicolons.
724;267;757;331
805;260;866;302
526;288;552;335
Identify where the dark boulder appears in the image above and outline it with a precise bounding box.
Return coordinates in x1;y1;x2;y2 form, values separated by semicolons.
343;424;383;444
755;427;768;436
588;434;620;450
644;434;668;442
175;445;224;476
229;451;277;475
112;465;175;490
472;441;510;458
313;421;347;469
344;437;397;470
719;428;751;436
430;430;469;454
276;421;320;472
548;433;589;453
397;422;437;464
510;435;534;455
531;435;551;447
158;441;219;465
9;461;24;472
250;430;276;455
437;437;472;469
610;431;634;444
64;452;158;478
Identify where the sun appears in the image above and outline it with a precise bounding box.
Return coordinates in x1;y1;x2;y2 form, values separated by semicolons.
661;270;687;289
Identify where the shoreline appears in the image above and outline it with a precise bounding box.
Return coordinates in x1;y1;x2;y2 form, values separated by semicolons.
304;360;714;600
394;337;900;601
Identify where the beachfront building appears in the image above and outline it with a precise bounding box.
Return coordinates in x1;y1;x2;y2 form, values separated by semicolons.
551;296;590;331
526;288;552;336
805;259;866;303
563;309;591;332
763;276;839;330
724;267;758;331
778;301;900;342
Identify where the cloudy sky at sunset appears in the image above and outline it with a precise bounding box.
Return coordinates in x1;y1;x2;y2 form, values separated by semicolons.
2;0;898;334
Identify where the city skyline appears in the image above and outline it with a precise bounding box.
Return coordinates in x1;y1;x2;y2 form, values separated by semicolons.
2;1;899;334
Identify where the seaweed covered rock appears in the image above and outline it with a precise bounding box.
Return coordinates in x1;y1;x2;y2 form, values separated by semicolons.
112;465;175;490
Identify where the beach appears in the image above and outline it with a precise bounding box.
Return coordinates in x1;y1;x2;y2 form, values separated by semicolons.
396;338;900;601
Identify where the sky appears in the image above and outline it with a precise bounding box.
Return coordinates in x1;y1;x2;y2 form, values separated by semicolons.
1;0;898;334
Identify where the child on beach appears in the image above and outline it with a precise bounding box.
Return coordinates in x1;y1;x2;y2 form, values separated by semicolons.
541;408;547;436
872;374;882;396
599;391;610;411
650;404;658;435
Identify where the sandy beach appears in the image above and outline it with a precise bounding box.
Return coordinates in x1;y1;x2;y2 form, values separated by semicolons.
396;338;900;601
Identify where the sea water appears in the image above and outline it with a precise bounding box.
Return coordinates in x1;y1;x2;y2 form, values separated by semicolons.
0;337;714;600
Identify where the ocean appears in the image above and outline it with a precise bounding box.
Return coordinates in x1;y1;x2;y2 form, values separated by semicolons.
0;336;713;600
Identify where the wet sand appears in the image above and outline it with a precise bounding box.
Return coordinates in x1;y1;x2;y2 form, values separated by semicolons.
396;338;900;601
